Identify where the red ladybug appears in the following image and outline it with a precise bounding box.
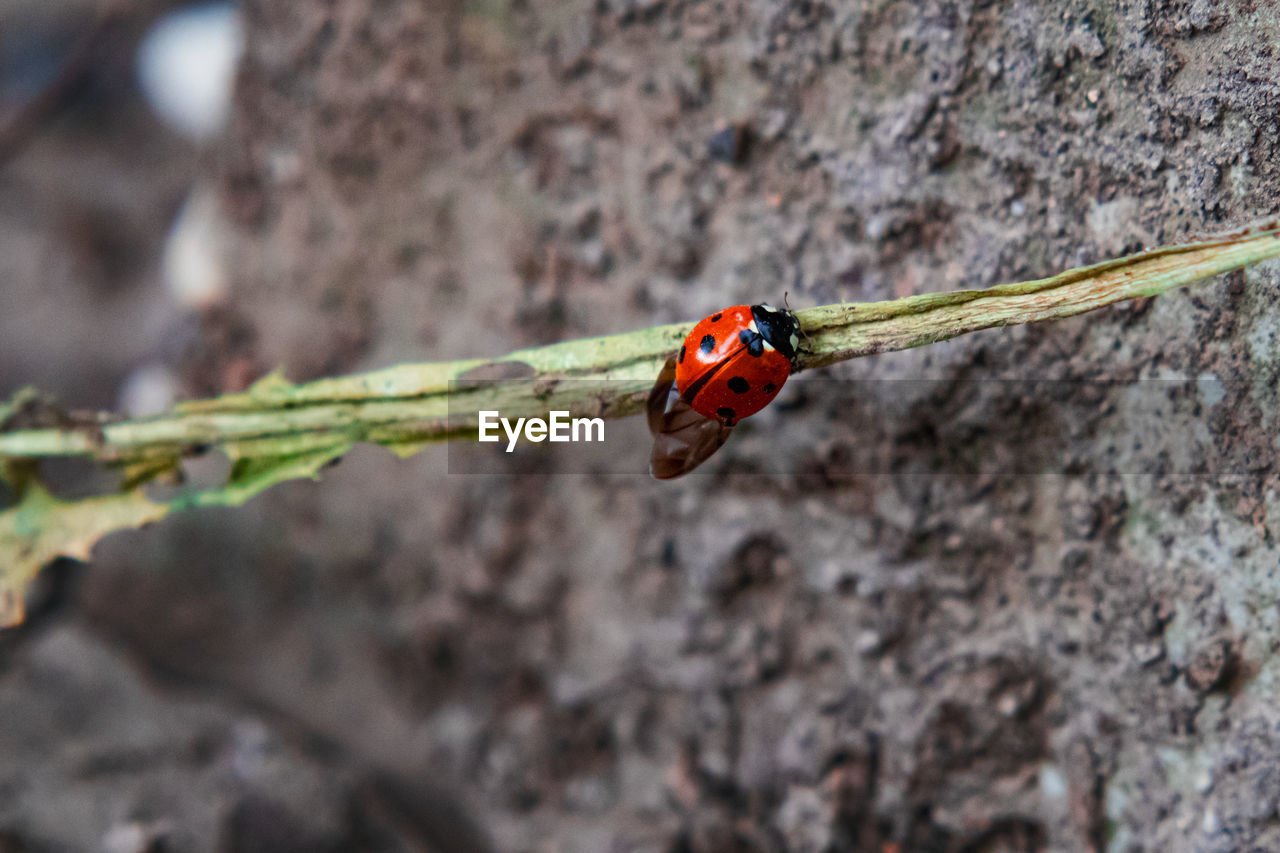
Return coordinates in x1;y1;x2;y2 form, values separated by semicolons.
648;303;801;478
675;304;801;425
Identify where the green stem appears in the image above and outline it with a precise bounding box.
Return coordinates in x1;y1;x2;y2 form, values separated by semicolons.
2;220;1279;628
4;221;1278;467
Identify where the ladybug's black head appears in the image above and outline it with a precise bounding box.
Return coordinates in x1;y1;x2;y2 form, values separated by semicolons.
750;303;801;363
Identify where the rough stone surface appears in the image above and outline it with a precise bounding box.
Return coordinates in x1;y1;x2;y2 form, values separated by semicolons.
5;1;1280;851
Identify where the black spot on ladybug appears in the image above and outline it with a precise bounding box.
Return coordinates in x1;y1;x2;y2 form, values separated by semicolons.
717;407;736;421
700;334;716;354
678;345;685;364
763;382;777;394
738;329;764;356
711;313;722;322
727;376;749;394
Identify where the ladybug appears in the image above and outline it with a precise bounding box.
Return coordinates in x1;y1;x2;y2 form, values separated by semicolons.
674;304;801;425
648;303;802;478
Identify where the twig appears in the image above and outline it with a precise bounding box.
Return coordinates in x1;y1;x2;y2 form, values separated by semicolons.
4;220;1280;466
2;220;1280;626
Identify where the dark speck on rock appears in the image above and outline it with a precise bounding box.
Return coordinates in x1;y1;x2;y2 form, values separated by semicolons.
708;124;752;165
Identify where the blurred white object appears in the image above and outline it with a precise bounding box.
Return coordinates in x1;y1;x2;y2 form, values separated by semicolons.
163;184;230;310
136;2;243;141
119;363;179;417
102;821;170;853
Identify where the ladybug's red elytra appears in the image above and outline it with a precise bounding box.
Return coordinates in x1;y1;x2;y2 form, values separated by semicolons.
648;303;802;479
674;304;801;425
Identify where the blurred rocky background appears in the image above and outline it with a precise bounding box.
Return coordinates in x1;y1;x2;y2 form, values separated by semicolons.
4;1;1280;851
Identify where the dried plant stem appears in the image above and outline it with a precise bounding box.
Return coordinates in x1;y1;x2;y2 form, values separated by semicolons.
2;221;1279;626
3;221;1279;468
